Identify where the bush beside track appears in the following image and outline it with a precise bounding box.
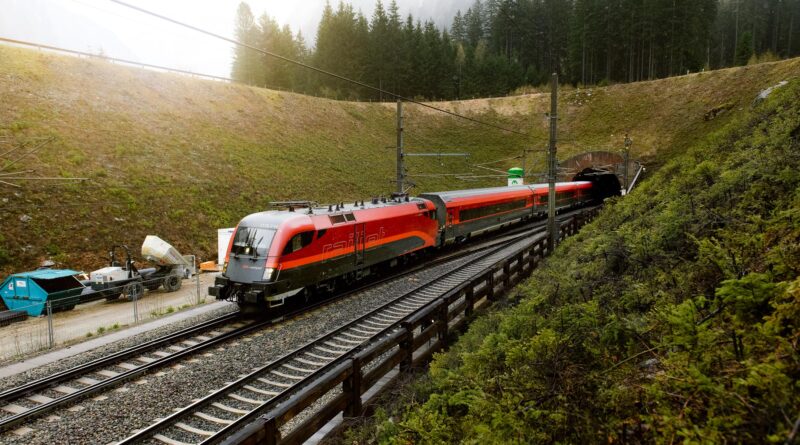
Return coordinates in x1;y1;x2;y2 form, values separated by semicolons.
346;78;800;443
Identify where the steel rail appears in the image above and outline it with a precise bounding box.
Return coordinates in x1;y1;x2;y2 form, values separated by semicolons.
0;214;545;434
0;313;260;432
0;311;239;406
0;205;595;437
119;230;546;445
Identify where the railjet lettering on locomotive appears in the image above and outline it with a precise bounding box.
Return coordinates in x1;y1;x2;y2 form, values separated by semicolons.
209;182;604;314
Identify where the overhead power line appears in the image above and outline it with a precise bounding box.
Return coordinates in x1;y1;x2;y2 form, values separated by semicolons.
106;0;528;136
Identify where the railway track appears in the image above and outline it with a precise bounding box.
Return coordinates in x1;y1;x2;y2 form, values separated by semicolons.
0;220;542;436
0;312;254;433
0;207;593;441
119;229;547;445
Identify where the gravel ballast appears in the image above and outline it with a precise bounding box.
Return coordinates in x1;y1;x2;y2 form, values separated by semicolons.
0;251;485;445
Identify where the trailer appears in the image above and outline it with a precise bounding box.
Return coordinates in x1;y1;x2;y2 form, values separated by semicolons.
82;236;195;302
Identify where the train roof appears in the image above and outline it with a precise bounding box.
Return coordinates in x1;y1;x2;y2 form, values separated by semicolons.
238;211;308;230
419;182;591;202
238;197;432;231
304;198;426;216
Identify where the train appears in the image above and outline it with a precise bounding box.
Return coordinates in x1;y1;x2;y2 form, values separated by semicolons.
209;181;603;313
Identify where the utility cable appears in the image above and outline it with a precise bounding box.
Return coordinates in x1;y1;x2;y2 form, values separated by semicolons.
106;0;528;136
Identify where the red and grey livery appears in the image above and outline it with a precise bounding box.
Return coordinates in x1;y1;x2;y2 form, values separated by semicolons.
210;181;596;312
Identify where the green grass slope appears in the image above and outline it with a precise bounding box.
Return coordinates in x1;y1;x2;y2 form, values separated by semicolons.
366;78;800;443
0;45;798;272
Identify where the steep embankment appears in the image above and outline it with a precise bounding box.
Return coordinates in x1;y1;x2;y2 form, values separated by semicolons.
0;44;798;272
364;78;800;443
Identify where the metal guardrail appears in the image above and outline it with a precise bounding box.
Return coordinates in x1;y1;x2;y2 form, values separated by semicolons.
223;207;600;445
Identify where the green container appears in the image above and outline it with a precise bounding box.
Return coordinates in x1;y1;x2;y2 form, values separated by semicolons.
507;167;524;178
508;167;524;186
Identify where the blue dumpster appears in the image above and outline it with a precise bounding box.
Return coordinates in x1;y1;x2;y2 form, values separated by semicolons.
0;269;85;316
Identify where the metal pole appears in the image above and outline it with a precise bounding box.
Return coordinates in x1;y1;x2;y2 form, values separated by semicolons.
133;290;139;323
547;73;559;251
196;258;201;305
46;300;54;349
623;134;632;194
396;99;405;194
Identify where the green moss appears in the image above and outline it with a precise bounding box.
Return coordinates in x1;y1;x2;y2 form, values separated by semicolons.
376;80;800;443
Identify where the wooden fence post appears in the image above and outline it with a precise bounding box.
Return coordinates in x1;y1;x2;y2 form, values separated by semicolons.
515;252;524;283
343;357;363;417
487;270;496;301
400;321;414;372
502;261;511;290
263;417;279;445
465;286;474;318
437;303;449;349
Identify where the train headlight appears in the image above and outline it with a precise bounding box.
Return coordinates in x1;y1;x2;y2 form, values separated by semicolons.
222;262;228;274
262;267;276;282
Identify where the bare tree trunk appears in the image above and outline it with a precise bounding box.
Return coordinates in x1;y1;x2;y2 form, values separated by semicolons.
669;0;676;76
582;27;587;85
649;33;654;79
734;0;740;60
789;9;795;55
773;0;781;54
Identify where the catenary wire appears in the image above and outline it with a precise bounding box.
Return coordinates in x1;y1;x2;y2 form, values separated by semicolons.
106;0;528;137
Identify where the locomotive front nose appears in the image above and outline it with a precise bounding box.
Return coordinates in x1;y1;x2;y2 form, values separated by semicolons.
224;226;276;283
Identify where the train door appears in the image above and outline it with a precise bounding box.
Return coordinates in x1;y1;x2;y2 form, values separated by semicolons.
354;223;366;267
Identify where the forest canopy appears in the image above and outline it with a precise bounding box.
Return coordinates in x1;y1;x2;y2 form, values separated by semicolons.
231;0;800;100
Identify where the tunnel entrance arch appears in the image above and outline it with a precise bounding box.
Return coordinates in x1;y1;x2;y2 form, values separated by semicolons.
558;151;642;198
573;168;622;202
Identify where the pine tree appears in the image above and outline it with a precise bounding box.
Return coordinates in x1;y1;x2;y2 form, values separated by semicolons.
231;0;800;100
368;1;391;100
451;10;466;43
735;30;755;65
231;2;261;85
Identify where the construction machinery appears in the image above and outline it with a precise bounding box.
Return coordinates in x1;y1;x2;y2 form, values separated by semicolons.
83;236;195;301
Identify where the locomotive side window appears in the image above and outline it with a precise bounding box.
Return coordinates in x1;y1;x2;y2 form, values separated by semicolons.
329;213;355;224
317;229;327;238
283;231;315;255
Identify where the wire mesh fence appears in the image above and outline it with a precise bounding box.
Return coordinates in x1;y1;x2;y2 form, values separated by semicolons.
0;272;217;362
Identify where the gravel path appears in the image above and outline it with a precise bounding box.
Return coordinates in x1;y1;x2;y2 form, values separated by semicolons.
0;252;482;445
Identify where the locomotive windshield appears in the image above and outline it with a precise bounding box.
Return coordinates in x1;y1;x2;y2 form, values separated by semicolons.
230;227;275;257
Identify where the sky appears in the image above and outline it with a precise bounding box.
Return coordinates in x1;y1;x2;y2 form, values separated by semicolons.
0;0;469;78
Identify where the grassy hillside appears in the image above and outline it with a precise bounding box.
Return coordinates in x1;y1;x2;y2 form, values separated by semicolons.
1;44;799;272
358;77;800;443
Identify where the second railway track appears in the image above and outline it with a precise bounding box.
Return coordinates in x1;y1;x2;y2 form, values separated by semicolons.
0;207;593;444
0;312;256;432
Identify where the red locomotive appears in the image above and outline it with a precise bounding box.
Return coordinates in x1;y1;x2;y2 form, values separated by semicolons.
209;181;596;312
